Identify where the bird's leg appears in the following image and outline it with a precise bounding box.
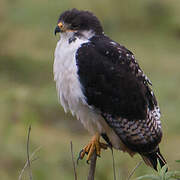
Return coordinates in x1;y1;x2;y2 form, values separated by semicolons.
78;133;108;163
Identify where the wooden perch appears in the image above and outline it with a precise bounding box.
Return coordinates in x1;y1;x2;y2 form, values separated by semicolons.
87;151;97;180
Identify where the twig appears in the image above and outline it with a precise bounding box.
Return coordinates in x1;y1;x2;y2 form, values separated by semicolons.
26;125;33;180
111;148;117;180
127;161;143;180
70;141;78;180
27;125;33;180
87;151;97;180
18;146;41;180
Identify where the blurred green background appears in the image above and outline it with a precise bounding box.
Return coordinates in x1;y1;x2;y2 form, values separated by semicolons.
1;0;180;179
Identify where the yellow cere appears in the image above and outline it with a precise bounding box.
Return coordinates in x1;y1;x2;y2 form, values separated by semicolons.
58;22;63;28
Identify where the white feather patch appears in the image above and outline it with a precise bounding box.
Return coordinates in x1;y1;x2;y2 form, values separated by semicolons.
54;32;88;113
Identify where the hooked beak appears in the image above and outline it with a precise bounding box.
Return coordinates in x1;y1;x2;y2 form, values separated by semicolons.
54;22;64;36
54;26;61;35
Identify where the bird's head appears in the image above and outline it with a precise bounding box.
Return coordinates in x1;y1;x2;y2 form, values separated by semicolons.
55;9;103;38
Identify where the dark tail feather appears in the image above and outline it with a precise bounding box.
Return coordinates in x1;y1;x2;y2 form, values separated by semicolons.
141;148;167;171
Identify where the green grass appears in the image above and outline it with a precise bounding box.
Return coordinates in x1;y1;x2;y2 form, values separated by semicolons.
1;0;180;179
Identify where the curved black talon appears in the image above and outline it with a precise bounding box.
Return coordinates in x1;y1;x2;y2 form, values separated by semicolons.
77;157;80;165
77;149;84;165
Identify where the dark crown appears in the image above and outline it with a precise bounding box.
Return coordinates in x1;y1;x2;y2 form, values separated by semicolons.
58;9;103;34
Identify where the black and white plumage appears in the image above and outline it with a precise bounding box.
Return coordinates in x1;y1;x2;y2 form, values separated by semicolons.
54;9;166;170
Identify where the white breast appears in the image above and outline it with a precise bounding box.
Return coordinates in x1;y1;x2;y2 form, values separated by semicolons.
53;32;121;149
54;33;88;114
54;32;102;133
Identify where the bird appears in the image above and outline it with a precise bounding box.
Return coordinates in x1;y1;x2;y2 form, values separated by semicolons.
53;8;167;171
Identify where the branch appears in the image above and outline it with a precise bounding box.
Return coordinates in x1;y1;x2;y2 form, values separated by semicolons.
18;146;41;180
87;151;97;180
27;125;33;180
19;125;41;180
70;141;78;180
127;161;143;180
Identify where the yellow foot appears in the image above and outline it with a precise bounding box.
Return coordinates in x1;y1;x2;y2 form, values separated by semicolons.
77;133;108;163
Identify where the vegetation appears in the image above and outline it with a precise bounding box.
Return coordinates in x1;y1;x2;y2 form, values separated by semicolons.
1;0;180;179
137;161;180;180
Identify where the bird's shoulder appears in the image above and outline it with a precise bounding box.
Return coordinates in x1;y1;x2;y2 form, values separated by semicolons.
78;35;152;86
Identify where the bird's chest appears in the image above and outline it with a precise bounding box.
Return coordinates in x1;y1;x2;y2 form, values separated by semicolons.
53;37;88;114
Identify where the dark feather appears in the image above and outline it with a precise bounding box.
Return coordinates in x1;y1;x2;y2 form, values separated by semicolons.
141;148;167;171
76;35;157;120
101;112;162;153
76;34;165;168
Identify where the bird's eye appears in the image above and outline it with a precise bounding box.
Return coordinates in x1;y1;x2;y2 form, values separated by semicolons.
71;23;80;29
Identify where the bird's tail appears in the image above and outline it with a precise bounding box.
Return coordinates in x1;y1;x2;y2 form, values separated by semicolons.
141;148;167;171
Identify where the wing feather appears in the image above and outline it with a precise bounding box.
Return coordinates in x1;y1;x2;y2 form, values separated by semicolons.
76;35;162;153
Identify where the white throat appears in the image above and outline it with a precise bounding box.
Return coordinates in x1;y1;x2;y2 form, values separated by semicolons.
58;30;95;43
53;30;94;114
